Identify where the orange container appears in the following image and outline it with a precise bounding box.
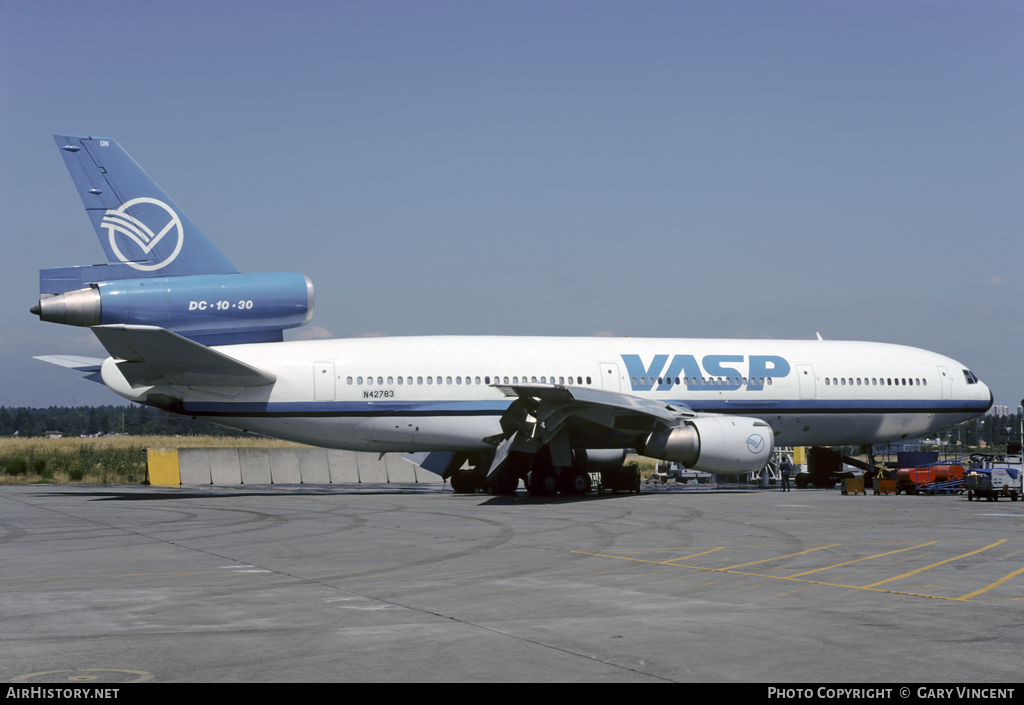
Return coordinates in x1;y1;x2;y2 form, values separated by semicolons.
897;468;934;485
896;465;965;486
929;464;965;482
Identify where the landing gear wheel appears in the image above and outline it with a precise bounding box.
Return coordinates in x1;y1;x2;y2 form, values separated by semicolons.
490;471;519;496
562;471;591;496
527;470;559;496
450;471;475;494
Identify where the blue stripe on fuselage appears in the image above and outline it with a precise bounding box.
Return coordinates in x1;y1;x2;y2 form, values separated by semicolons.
174;397;989;418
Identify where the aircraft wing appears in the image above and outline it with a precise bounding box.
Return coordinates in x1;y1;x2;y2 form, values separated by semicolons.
484;383;695;480
91;324;276;388
493;383;694;446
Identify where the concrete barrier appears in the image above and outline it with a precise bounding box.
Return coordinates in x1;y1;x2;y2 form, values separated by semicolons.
238;448;272;484
150;447;443;486
269;448;302;484
178;448;212;485
147;449;180;487
327;450;360;483
298;448;331;483
355;452;389;483
209;448;242;485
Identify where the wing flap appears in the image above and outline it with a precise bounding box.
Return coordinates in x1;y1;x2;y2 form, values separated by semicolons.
493;383;694;448
91;324;276;388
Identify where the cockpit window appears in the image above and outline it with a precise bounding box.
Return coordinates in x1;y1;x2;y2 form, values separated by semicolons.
962;369;979;384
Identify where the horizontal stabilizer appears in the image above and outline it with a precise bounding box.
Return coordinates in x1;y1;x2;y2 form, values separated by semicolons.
91;324;276;388
32;355;104;372
33;355;106;384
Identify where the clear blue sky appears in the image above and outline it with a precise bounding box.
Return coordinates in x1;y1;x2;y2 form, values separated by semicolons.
1;0;1021;411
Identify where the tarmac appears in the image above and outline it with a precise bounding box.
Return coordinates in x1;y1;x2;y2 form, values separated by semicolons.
1;482;1021;683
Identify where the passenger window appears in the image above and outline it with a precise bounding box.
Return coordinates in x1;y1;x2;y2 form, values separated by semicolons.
387;376;393;385
357;376;363;385
347;377;353;385
397;377;402;385
417;376;423;385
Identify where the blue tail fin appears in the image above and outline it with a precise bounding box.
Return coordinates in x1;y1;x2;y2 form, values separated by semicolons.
52;135;238;280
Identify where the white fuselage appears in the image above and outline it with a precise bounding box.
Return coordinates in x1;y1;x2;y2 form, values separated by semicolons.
104;335;992;453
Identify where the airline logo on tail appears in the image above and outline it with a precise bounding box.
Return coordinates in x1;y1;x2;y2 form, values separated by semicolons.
102;197;184;271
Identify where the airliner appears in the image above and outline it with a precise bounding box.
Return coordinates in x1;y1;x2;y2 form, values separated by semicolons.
32;135;993;495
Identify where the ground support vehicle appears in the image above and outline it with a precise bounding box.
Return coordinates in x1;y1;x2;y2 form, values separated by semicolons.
895;464;965;495
596;465;641;495
965;468;1020;502
913;479;965;496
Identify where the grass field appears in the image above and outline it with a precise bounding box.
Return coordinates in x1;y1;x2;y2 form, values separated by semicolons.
0;435;307;485
0;435;658;486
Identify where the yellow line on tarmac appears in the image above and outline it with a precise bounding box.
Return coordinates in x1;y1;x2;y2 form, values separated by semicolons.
663;547;724;564
787;541;937;578
861;539;1007;589
722;544;841;570
566;550;971;601
956;565;1024;601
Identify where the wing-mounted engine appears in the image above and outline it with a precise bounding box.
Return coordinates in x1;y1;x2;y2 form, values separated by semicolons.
489;383;773;491
33;271;314;345
640;416;774;475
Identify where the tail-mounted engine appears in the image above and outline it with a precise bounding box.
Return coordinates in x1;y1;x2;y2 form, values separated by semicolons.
32;271;313;345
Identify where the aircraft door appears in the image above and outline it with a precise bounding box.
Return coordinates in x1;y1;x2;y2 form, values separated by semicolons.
937;366;951;400
600;363;621;392
314;362;336;401
796;364;816;399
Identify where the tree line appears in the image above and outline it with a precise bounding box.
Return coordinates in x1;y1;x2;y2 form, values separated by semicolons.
0;405;248;438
